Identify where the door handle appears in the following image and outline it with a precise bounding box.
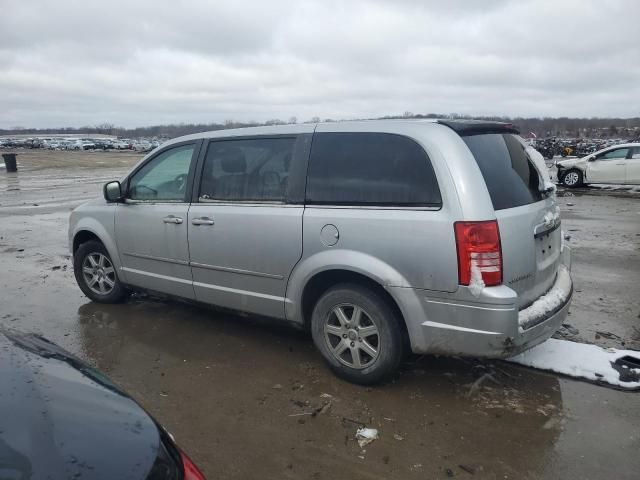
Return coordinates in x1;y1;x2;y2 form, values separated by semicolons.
616;163;625;165
163;216;183;224
192;217;214;226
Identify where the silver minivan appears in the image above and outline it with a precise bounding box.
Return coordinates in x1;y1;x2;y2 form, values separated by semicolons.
69;120;573;384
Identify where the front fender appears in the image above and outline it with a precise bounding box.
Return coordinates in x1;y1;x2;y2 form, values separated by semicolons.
70;208;125;283
284;249;411;325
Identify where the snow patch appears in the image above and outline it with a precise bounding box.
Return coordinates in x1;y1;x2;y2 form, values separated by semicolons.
526;146;556;192
508;338;640;390
468;260;485;297
542;206;561;228
519;265;571;329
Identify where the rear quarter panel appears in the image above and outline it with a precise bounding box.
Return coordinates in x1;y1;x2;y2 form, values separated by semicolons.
287;122;495;324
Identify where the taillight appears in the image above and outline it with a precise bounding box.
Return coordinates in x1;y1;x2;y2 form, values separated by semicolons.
454;220;502;287
180;450;206;480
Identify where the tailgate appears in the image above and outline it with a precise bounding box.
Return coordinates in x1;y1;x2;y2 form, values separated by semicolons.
460;131;561;309
497;199;561;308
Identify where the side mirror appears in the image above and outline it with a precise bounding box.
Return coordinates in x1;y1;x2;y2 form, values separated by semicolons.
588;156;596;162
104;181;123;202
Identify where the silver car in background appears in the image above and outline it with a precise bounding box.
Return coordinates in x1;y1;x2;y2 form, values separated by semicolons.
69;120;572;384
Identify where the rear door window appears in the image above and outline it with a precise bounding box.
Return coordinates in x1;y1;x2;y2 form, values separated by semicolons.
463;133;543;210
199;137;295;202
306;132;441;206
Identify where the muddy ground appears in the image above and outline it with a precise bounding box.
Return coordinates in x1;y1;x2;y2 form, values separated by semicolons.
1;150;639;479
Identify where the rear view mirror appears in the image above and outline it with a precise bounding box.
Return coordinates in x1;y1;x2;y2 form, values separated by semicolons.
103;181;123;202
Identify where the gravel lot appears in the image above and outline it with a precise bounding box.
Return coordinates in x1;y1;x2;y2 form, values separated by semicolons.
1;150;639;479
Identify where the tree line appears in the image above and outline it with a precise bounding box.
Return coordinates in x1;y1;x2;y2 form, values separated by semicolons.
3;114;639;139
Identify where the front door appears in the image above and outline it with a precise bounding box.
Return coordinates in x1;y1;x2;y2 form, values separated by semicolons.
586;147;629;183
115;142;199;299
625;147;640;184
188;136;305;319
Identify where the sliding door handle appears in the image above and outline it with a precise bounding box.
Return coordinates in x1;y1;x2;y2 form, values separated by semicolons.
192;217;214;226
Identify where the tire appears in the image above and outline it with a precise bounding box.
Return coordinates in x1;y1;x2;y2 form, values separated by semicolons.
561;169;583;188
311;284;405;385
74;240;127;303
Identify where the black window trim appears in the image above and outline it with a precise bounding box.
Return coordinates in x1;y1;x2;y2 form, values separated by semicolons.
122;139;203;204
303;132;443;210
191;134;311;205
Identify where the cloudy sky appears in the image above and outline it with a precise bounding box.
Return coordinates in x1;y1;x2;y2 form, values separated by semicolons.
1;0;638;128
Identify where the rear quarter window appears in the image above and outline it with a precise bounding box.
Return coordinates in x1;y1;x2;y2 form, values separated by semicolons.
306;132;441;207
463;133;543;210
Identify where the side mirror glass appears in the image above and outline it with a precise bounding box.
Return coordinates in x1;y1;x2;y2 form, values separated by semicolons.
104;181;123;202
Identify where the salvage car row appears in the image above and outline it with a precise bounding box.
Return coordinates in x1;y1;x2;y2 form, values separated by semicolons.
0;137;162;152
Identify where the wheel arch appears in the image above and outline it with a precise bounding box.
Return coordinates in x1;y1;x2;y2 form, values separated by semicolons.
286;251;412;349
71;219;123;278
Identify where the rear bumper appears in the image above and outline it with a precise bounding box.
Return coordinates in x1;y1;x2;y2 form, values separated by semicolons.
392;247;573;358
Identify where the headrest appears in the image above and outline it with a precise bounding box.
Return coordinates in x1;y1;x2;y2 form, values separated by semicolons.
220;147;246;173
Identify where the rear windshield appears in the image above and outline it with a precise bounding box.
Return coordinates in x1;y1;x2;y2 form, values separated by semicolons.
463;133;543;210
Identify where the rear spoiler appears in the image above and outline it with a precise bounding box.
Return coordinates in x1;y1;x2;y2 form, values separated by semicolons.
437;120;520;136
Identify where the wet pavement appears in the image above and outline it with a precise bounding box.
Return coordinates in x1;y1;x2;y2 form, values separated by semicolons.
1;151;639;479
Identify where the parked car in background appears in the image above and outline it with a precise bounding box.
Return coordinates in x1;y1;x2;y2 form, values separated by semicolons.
0;328;206;480
69;120;572;384
556;143;640;187
134;141;153;152
115;140;133;150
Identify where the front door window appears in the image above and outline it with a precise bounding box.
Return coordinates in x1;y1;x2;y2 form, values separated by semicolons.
128;144;195;201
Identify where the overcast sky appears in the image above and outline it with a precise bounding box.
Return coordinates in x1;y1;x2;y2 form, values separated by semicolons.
1;0;638;128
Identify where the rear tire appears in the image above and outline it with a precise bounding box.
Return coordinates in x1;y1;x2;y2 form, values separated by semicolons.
311;284;404;385
561;169;583;188
74;240;127;303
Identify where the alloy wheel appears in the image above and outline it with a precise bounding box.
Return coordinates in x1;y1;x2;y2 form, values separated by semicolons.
564;171;579;186
323;303;380;369
82;252;116;295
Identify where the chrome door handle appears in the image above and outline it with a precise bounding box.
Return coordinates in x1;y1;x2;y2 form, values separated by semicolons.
192;217;214;226
163;216;183;224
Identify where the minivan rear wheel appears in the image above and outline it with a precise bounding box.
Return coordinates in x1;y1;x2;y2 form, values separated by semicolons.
311;284;404;385
74;240;127;303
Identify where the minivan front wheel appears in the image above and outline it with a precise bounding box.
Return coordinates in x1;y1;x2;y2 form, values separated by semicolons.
561;169;583;188
74;240;127;303
311;284;404;384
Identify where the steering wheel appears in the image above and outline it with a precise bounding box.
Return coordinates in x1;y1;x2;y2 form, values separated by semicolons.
174;173;188;193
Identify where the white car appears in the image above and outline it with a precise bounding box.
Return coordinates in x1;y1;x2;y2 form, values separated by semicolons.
556;143;640;187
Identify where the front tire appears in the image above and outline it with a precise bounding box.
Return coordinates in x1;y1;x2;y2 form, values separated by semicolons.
561;169;583;188
74;240;127;303
311;284;404;385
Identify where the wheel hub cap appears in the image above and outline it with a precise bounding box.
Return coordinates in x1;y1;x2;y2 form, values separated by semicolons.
82;252;116;295
323;303;380;370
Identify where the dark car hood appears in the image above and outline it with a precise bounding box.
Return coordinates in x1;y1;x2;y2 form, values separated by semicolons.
0;330;160;480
